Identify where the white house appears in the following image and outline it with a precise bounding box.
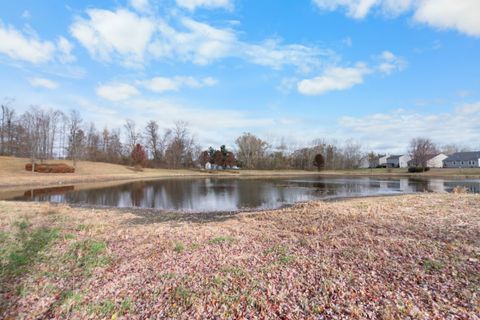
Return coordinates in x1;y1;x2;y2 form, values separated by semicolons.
408;153;448;168
378;155;389;167
386;155;411;168
443;152;480;168
426;154;448;168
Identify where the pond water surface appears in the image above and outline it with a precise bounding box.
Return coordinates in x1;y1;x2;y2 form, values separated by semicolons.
4;176;480;212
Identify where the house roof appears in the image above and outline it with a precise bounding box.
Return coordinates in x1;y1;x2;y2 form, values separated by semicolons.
444;151;480;162
387;155;403;160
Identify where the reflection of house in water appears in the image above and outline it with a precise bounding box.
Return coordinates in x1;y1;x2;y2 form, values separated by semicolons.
428;179;446;193
444;181;480;193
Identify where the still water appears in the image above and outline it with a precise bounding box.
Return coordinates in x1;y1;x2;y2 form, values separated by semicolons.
6;176;480;212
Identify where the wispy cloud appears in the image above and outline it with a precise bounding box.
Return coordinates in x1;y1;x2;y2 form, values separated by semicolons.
312;0;480;37
28;77;59;89
96;83;140;101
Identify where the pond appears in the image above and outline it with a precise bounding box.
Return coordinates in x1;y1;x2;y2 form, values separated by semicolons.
3;176;480;212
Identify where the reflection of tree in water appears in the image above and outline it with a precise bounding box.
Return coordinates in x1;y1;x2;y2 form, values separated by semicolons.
408;178;429;192
236;180;272;208
130;182;146;207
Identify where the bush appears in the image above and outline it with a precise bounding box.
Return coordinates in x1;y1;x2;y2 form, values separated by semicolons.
25;163;75;173
408;167;430;173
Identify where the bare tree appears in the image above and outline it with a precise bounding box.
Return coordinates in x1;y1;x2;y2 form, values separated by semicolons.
144;120;161;164
1;101;15;156
165;122;195;168
409;137;438;168
68;110;83;167
124;120;141;153
21;108;42;171
235;133;269;169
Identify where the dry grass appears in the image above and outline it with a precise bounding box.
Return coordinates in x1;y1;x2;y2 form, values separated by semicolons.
0;194;479;319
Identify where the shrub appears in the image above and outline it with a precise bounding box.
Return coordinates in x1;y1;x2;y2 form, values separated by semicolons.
25;163;75;173
408;167;430;173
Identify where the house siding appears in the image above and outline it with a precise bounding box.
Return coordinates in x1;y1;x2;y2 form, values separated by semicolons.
443;159;480;168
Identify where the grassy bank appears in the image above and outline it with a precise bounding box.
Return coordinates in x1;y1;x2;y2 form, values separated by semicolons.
1;194;479;318
1;156;480;191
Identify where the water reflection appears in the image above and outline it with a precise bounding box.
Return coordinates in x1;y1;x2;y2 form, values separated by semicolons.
7;177;480;212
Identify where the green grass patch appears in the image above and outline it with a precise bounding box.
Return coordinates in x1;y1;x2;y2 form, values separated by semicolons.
1;221;60;279
209;236;235;245
172;285;194;308
220;265;245;277
66;239;110;275
422;258;444;272
173;241;184;253
264;244;296;265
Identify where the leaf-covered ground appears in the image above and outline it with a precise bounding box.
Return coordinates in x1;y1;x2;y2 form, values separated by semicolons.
0;194;479;319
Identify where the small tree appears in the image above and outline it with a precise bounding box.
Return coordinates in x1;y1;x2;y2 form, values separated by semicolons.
225;152;236;167
198;150;210;167
131;144;147;167
313;154;325;171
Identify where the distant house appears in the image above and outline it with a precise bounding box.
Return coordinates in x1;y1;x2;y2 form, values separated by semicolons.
386;155;411;168
443;152;480;168
378;155;389;167
427;154;448;168
408;153;448;168
205;162;212;170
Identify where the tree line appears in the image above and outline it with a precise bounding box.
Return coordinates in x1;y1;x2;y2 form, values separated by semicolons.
0;103;472;170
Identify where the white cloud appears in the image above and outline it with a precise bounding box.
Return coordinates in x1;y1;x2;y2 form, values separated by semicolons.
298;62;371;95
150;17;237;65
313;0;381;19
339;104;480;152
69;8;331;71
22;10;31;19
96;83;140;101
130;0;151;13
70;9;156;65
414;0;480;37
28;77;59;89
377;50;406;74
241;39;332;73
141;76;217;92
150;17;332;71
312;0;480;36
0;20;55;63
57;36;76;63
176;0;233;11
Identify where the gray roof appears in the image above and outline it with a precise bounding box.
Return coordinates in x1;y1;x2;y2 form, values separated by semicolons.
444;151;480;162
387;155;403;160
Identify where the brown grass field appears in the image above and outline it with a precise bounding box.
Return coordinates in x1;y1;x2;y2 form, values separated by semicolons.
1;156;480;191
0;193;479;319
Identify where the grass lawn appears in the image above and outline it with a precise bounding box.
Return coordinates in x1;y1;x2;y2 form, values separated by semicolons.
0;193;479;318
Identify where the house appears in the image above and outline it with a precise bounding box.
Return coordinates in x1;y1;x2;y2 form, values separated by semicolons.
386;155;411;168
378;154;389;167
443;152;480;168
407;153;448;168
427;154;448;168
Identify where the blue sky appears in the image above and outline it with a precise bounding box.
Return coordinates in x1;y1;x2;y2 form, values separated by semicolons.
0;0;479;152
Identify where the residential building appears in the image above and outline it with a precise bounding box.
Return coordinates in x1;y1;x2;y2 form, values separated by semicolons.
386;155;411;168
408;153;448;168
443;152;480;168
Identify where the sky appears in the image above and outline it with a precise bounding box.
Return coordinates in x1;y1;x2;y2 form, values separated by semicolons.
0;0;479;153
